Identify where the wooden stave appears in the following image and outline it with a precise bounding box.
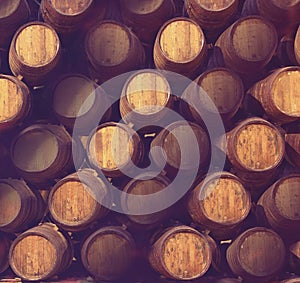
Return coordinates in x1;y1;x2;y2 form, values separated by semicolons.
296;26;300;65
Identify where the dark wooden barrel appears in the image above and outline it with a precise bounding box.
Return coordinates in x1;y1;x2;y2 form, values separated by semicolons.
81;226;136;281
0;179;44;233
215;16;277;74
150;121;210;177
154;17;207;79
149;225;212;280
247;66;300;124
119;69;173;132
85;20;146;83
120;0;175;44
285;131;300;167
296;26;300;65
0;0;30;47
9;223;73;281
185;0;239;31
226;227;286;282
9;21;62;86
52;74;111;134
40;0;104;35
289;241;300;274
0;233;10;274
10;124;73;184
257;174;300;235
86;122;144;178
0;75;31;132
223;117;285;176
120;172;171;227
180;68;244;123
48;169;110;232
281;279;300;283
187;172;251;239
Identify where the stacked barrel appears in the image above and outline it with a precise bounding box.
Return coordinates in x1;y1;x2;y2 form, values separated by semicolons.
0;0;299;282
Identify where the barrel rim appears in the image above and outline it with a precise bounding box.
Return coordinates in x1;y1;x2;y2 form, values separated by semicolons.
271;174;300;221
11;21;61;68
159;225;212;280
231;117;285;172
195;67;244;115
0;0;22;20
156;16;206;64
45;0;94;17
10;124;60;174
0;74;28;124
195;0;237;12
235;227;286;277
270;66;300;118
229;15;278;63
120;0;166;15
85;20;133;68
121;69;172;116
197;171;251;225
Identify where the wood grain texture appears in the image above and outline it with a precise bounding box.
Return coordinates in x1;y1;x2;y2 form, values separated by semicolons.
285;132;300;167
149;226;212;280
49;0;92;15
0;0;20;18
196;0;235;10
124;0;164;14
295;26;300;65
81;227;136;281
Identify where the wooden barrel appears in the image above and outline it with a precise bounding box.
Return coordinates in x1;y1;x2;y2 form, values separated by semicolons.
257;174;300;235
40;0;104;35
121;172;171;227
247;66;300;124
154;17;207;79
85;20;146;83
180;68;244;123
289;241;300;274
52;74;112;134
119;69;173;132
150;121;210;177
215;16;277;74
149;225;212;280
9;21;62;86
0;75;31;132
285;131;300;167
10;124;73;184
295;26;300;66
0;233;10;273
281;279;300;283
48;169;110;232
185;0;239;31
0;179;44;233
9;223;73;281
120;0;175;44
226;227;286;282
0;0;30;47
87;122;144;178
187;172;251;239
81;226;136;281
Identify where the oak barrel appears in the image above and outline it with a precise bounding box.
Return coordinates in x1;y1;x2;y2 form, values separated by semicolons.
48;169;110;232
40;0;104;35
87;122;144;178
119;69;173;132
10;124;73;184
281;279;300;283
81;226;136;281
0;179;44;233
120;0;175;44
149;225;212;280
289;241;300;274
185;0;239;31
285;131;300;167
0;0;30;47
180;67;244;123
0;74;31;132
0;233;10;274
154;17;207;79
85;20;146;83
150;120;210;177
247;66;300;124
215;16;277;74
187;172;251;239
9;21;62;86
257;174;300;235
9;223;73;281
121;172;172;227
295;26;300;66
226;227;286;282
52;74;112;134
